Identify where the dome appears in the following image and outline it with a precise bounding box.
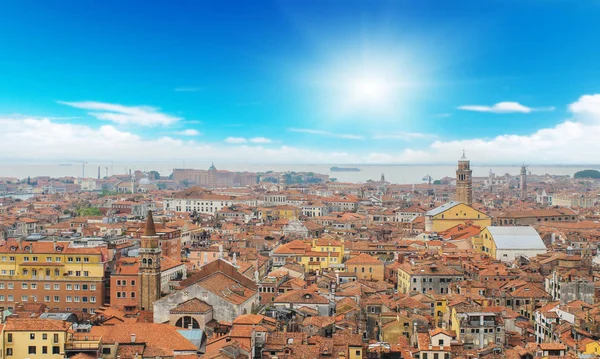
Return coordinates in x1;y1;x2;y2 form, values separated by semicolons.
139;178;151;185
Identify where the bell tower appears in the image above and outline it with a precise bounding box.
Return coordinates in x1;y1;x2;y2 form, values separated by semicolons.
139;210;161;310
456;151;473;205
520;164;527;200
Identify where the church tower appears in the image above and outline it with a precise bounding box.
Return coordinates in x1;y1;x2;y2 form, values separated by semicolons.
139;210;161;310
520;164;527;200
456;151;473;205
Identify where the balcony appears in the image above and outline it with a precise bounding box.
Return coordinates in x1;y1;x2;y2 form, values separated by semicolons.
65;335;102;352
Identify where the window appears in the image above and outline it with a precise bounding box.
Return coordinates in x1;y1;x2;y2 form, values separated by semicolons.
54;269;60;276
75;296;80;302
74;284;80;290
7;283;13;289
7;333;12;342
84;257;89;262
91;296;96;303
8;295;13;301
30;333;35;340
46;257;52;262
68;257;73;262
9;270;14;276
43;333;47;340
91;284;96;290
131;292;135;298
53;334;59;343
66;284;72;290
355;350;361;356
54;296;59;302
53;346;60;354
44;296;50;302
32;256;38;262
54;284;60;290
82;284;88;290
0;295;4;301
76;271;81;276
24;256;29;261
42;346;48;354
45;283;50;290
82;296;88;303
21;295;28;301
103;348;111;355
84;271;89;276
66;296;72;302
6;348;12;356
56;257;61;262
9;256;15;262
22;283;28;289
31;283;37;289
131;280;136;286
76;257;81;262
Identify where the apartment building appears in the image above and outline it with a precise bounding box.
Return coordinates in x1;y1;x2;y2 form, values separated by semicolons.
0;240;106;313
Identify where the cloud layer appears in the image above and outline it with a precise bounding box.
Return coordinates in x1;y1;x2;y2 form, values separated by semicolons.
0;94;598;165
288;128;362;140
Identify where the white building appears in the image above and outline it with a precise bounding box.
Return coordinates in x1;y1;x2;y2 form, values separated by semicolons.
485;226;547;262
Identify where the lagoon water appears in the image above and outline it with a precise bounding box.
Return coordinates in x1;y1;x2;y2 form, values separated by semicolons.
0;162;598;185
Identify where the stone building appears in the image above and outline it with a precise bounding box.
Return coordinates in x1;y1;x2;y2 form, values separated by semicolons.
153;258;259;324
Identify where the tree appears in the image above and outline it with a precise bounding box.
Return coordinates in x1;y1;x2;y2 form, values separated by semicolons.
574;169;600;179
157;183;167;190
433;180;442;185
149;170;161;180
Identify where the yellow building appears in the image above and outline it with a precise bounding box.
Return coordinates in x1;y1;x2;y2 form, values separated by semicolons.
585;341;600;356
273;237;345;272
2;318;71;358
344;253;384;281
0;240;106;312
425;201;491;233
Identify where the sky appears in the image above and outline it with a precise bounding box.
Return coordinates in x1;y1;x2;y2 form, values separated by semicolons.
1;0;600;165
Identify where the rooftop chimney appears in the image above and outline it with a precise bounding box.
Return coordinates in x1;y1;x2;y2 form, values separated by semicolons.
130;334;136;343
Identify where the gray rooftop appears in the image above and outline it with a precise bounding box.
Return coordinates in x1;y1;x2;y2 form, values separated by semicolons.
487;226;546;250
426;201;461;216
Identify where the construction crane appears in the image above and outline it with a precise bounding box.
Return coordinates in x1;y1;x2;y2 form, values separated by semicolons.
75;161;88;178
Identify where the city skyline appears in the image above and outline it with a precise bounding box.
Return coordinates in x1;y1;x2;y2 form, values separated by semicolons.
1;1;600;164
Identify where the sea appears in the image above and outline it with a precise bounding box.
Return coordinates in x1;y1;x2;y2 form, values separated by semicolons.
1;162;599;185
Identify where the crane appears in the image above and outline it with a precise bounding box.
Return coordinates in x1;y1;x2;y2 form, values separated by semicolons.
75;161;88;178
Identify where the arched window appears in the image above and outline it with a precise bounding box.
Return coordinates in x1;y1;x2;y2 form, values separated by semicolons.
142;258;147;265
175;316;200;329
148;259;153;266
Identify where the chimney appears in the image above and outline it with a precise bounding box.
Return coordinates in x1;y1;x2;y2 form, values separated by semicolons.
130;334;136;343
188;324;193;330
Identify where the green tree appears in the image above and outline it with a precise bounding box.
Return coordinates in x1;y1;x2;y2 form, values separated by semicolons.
574;169;600;179
433;180;442;185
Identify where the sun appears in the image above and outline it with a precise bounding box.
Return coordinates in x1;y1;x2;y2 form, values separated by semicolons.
349;76;394;105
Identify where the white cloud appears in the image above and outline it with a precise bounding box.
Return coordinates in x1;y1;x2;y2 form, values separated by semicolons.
0;117;356;164
58;101;181;126
250;137;272;144
568;94;600;121
224;137;248;144
175;129;201;136
458;101;554;114
288;128;362;140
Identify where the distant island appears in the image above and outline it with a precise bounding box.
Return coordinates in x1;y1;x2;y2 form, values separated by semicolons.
574;169;600;179
330;166;361;172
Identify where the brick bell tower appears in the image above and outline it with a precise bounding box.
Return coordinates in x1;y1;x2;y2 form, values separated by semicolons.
456;150;473;205
139;210;161;310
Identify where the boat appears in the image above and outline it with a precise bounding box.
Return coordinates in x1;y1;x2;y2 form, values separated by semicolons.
330;166;361;172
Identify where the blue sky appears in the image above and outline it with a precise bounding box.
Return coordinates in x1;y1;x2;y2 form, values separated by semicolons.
1;0;600;164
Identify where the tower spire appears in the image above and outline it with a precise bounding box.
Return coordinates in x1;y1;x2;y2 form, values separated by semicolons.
144;210;157;236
